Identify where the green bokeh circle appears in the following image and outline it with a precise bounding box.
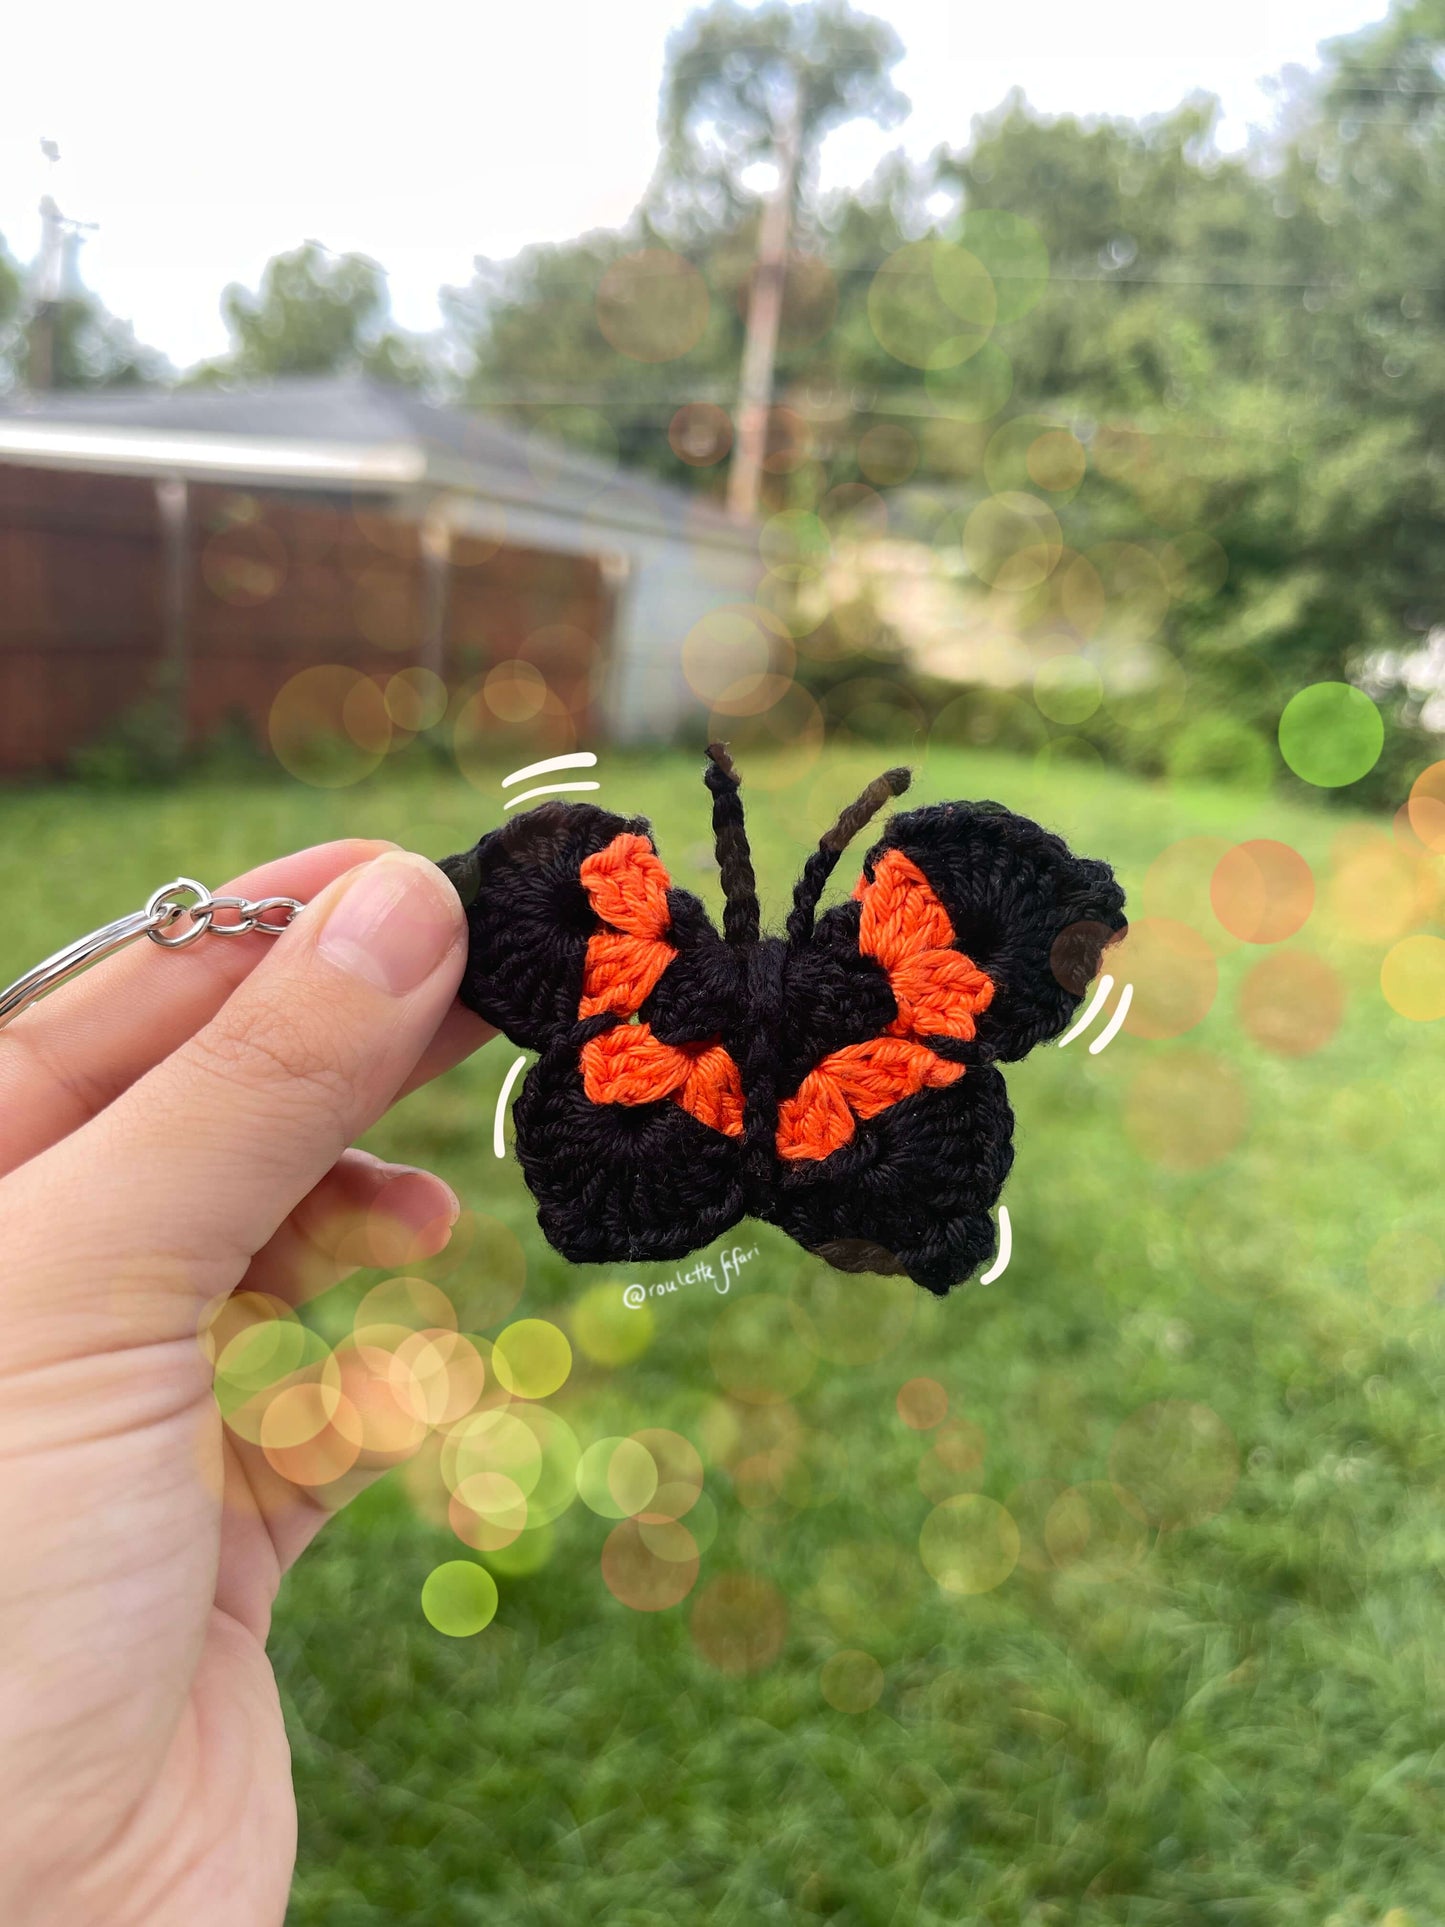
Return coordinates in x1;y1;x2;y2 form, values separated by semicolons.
421;1559;499;1637
1034;656;1102;724
1277;682;1383;788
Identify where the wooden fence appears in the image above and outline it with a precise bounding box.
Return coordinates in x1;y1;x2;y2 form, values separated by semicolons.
0;463;610;775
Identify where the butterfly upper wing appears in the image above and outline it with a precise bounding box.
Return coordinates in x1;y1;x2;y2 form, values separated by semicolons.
761;799;1126;1294
442;802;748;1264
441;800;655;1049
860;799;1128;1062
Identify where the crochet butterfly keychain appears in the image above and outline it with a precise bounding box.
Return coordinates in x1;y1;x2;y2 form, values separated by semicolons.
436;746;1127;1295
0;748;1126;1296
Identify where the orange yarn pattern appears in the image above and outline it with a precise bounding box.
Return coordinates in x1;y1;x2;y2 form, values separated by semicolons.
778;849;994;1162
576;836;992;1162
775;1037;965;1160
579;833;676;1018
580;1023;744;1137
577;833;743;1136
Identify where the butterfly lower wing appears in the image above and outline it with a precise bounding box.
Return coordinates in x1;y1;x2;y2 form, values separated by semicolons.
764;1063;1014;1295
513;1045;747;1264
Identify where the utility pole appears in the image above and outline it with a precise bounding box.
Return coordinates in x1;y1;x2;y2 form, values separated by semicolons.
28;195;65;392
27;142;96;392
726;80;803;523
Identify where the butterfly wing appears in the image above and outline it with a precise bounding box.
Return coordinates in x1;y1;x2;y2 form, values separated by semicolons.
769;1064;1015;1294
442;803;748;1263
511;1048;747;1265
760;798;1126;1293
859;798;1129;1063
441;800;651;1050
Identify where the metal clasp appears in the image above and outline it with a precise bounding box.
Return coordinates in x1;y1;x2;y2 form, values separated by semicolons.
0;878;305;1029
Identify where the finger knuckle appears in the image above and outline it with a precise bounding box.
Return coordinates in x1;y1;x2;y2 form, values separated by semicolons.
189;1000;357;1116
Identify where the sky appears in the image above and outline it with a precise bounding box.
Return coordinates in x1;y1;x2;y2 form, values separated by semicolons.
1;0;1389;371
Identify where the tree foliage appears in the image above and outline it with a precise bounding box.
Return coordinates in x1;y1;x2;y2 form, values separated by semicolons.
451;0;1445;791
653;0;907;232
190;241;431;387
5;0;1444;789
0;229;168;393
443;1;917;481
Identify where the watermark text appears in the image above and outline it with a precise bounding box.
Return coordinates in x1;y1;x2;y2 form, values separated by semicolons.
621;1242;760;1310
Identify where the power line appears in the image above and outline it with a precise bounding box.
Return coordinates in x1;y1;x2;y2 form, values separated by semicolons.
464;261;1445;295
461;389;1402;440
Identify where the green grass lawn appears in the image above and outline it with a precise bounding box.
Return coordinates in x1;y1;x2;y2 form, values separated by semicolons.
2;744;1443;1925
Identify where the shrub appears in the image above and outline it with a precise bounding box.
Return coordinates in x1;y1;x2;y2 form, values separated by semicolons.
1166;714;1275;792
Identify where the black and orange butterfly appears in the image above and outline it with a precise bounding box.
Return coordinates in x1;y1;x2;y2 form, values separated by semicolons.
440;746;1126;1295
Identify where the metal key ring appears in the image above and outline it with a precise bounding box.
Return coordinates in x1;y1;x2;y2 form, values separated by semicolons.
145;878;215;949
0;878;307;1029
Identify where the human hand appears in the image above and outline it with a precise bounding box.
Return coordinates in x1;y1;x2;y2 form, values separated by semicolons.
0;840;494;1926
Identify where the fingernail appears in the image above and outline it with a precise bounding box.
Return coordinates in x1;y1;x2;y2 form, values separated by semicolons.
377;1164;462;1228
316;852;462;996
366;1168;461;1267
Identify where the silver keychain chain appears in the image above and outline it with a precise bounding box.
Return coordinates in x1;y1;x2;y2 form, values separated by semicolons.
0;878;306;1030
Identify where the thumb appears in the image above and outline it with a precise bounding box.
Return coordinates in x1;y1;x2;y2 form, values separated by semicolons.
12;850;469;1360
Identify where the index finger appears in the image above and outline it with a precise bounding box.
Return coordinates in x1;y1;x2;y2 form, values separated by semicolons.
0;839;394;1173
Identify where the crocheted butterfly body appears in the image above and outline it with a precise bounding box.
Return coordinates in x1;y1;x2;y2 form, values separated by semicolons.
441;750;1125;1296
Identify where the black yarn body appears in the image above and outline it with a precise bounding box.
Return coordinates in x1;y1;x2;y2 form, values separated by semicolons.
441;774;1126;1296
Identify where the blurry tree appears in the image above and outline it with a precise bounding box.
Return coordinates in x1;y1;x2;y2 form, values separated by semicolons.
655;2;905;513
0;235;24;391
0;0;1429;788
652;0;907;236
443;1;910;493
0;225;169;392
39;292;169;389
919;51;1445;794
938;96;1277;407
191;241;432;386
1279;0;1445;755
439;231;729;476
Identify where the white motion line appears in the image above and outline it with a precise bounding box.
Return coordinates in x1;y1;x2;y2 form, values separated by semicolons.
504;781;602;810
493;1054;528;1158
501;752;599;788
1056;973;1114;1048
1088;981;1134;1055
980;1205;1012;1285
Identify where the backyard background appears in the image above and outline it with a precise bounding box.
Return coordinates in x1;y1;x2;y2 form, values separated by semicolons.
2;744;1442;1924
3;0;1445;1921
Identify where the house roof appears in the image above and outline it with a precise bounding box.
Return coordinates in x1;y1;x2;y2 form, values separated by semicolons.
0;374;749;551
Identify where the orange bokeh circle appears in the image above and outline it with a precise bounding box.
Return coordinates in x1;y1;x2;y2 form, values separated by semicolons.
1124;1050;1249;1170
1114;917;1218;1039
1141;836;1238;951
1108;1401;1240;1530
669;402;733;466
1406;760;1445;853
896;1377;948;1431
690;1572;788;1675
1211;840;1315;944
595;249;709;363
1323;831;1420;946
601;1517;699;1611
1237;951;1345;1056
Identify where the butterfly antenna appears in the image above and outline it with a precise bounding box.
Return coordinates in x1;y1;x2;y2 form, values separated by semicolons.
785;765;912;945
704;742;762;945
